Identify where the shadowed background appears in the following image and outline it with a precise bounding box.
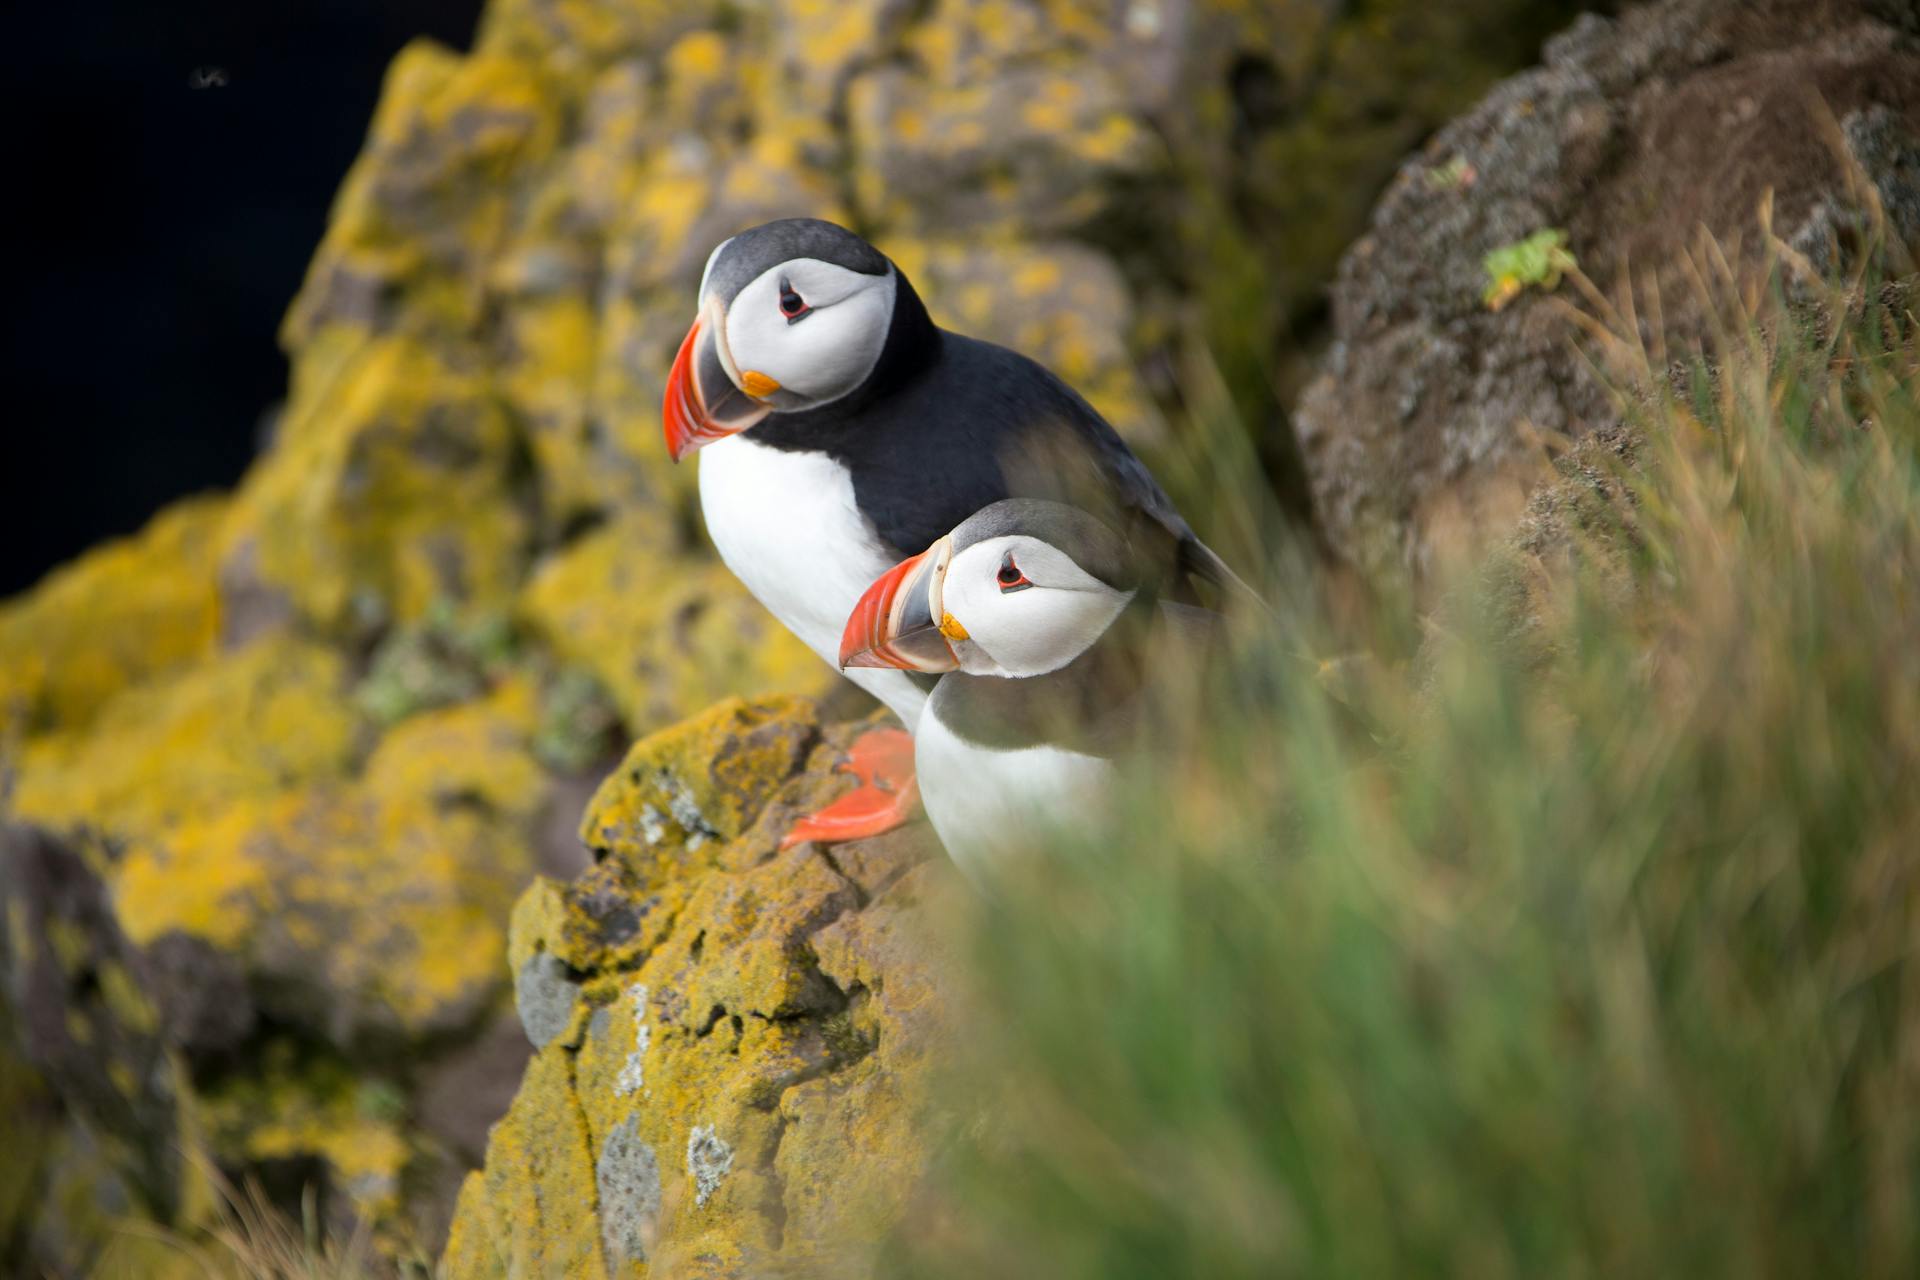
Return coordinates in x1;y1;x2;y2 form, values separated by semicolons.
1;0;1914;1274
4;1;483;596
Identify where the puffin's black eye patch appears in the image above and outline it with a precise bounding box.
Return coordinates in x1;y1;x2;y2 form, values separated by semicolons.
996;553;1032;593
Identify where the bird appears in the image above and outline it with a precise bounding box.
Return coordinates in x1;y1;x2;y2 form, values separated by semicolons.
662;218;1242;846
836;497;1218;876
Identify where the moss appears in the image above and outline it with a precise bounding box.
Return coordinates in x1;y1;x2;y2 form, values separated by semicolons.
353;600;518;728
531;666;622;773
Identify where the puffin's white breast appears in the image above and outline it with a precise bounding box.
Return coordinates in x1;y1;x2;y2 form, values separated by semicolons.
914;706;1114;878
697;435;927;727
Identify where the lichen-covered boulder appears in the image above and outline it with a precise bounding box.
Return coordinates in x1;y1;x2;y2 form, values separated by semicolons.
2;0;1633;1269
0;497;223;739
443;696;948;1278
518;513;827;731
1294;0;1920;576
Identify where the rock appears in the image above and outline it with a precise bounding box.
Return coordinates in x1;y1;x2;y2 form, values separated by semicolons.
0;496;222;739
0;0;1632;1265
0;824;193;1225
1294;0;1920;576
515;951;581;1049
517;513;827;733
597;1116;664;1265
441;696;948;1278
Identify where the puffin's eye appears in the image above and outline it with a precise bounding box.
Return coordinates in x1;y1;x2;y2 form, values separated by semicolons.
778;281;810;323
996;554;1032;593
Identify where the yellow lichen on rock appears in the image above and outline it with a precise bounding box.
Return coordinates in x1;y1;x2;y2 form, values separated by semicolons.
8;633;356;843
579;696;820;888
445;696;945;1278
113;681;549;1046
520;518;828;735
0;496;224;738
197;1044;414;1245
219;334;534;632
446;1043;609;1278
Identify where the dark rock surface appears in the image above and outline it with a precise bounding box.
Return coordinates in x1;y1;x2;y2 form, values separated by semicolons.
1295;0;1920;575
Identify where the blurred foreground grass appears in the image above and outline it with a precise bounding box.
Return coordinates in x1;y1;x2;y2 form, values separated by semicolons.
106;245;1916;1277
889;245;1919;1277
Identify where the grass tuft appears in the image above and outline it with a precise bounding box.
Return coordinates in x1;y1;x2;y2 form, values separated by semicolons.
889;228;1919;1278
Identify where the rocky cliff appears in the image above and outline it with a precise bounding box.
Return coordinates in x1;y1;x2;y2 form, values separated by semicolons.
4;0;1916;1275
1296;0;1920;574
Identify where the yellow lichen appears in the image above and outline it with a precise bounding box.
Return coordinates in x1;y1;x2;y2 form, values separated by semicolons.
0;496;224;737
198;1045;415;1244
458;1046;608;1278
518;514;827;735
220;334;535;631
448;699;943;1279
578;695;819;888
9;633;356;842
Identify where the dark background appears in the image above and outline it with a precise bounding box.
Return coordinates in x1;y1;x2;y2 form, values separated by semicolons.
3;1;485;597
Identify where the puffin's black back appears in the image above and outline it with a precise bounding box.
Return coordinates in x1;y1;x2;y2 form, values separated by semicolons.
752;283;1202;580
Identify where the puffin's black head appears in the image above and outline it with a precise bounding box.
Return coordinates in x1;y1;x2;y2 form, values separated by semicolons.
839;499;1148;679
664;218;926;460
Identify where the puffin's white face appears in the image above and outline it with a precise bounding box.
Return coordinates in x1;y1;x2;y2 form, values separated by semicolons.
940;535;1133;677
718;258;896;407
840;521;1136;679
664;222;901;461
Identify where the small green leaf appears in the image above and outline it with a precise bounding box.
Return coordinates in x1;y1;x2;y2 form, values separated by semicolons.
1482;228;1577;310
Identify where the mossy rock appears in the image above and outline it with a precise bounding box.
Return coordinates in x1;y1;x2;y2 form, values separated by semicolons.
7;632;358;843
518;518;828;736
112;680;550;1049
0;496;224;739
445;697;948;1278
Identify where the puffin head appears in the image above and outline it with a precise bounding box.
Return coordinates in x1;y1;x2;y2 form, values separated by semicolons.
839;499;1144;678
664;218;916;460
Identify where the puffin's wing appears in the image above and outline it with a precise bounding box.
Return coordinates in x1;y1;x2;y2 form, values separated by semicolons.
990;365;1262;609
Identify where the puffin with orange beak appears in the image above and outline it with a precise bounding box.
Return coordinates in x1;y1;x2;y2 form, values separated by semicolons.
839;498;1218;876
665;219;1239;847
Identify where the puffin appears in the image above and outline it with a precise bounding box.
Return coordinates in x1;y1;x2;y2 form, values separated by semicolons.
836;497;1217;876
663;218;1241;846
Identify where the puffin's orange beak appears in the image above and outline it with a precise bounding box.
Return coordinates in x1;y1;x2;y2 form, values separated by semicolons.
663;295;774;461
841;539;961;671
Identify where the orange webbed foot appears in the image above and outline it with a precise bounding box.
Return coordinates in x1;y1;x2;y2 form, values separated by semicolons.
780;727;918;849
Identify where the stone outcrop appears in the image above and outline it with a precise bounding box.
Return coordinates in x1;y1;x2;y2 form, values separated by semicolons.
443;697;947;1277
10;0;1835;1273
1295;0;1920;576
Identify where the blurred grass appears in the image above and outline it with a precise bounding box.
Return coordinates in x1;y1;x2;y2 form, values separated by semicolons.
889;234;1919;1277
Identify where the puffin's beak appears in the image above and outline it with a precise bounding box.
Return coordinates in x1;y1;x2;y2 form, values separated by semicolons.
663;294;774;461
840;538;961;672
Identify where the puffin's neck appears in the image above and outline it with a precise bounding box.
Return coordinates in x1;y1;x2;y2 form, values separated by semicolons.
754;269;941;444
931;592;1160;754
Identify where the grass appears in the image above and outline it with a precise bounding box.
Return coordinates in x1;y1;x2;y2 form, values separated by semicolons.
98;1158;390;1280
885;231;1919;1278
80;230;1915;1280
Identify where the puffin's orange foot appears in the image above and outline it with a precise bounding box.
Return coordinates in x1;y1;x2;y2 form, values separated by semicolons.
781;727;918;849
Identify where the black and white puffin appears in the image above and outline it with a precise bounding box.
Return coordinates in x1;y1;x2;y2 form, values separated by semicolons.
663;218;1238;845
836;498;1216;875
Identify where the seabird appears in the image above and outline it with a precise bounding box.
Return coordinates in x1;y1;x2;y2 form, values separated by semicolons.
836;498;1217;875
663;219;1238;845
